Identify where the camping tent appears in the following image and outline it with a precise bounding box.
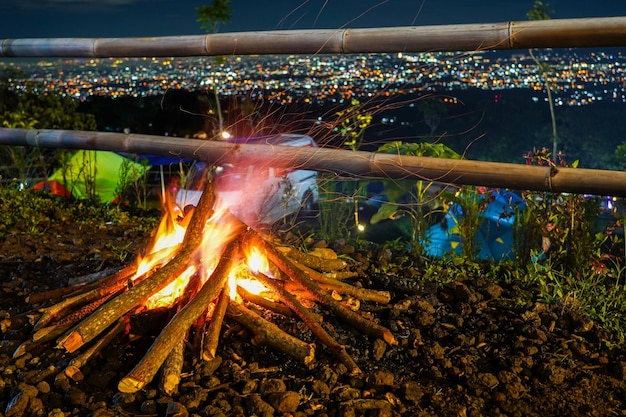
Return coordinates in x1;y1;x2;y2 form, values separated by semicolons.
34;150;152;203
423;190;526;261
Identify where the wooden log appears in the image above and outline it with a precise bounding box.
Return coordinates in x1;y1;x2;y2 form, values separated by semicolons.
2;128;625;197
237;286;294;318
282;280;390;305
159;269;204;394
64;318;126;382
67;265;133;287
287;261;390;303
246;233;397;345
57;179;217;353
226;299;315;366
34;285;122;331
117;238;240;393
276;246;348;272
2;17;626;58
26;286;85;306
201;286;230;361
159;339;185;395
252;271;361;374
25;265;137;305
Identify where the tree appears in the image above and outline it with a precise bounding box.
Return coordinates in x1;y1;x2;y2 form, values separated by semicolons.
417;97;448;138
196;0;232;135
0;70;97;184
527;0;559;159
196;0;232;34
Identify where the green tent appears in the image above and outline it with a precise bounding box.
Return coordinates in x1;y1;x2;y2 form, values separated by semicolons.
46;150;150;203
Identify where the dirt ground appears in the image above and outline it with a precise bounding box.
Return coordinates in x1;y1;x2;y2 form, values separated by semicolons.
2;216;626;417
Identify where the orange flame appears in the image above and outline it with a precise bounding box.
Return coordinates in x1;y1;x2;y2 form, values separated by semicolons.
134;197;262;309
135;196;187;279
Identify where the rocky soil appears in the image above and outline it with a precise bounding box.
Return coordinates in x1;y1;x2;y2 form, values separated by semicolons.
2;216;626;417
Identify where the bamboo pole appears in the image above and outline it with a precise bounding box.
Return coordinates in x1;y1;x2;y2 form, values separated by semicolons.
1;127;625;197
1;17;626;58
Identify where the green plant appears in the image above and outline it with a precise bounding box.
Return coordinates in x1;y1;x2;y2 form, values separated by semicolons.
334;99;373;151
445;187;492;260
316;174;363;242
115;156;151;209
370;141;460;254
106;241;133;262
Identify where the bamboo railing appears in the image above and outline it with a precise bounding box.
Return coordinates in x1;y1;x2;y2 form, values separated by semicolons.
2;17;626;195
1;17;626;57
1;128;626;197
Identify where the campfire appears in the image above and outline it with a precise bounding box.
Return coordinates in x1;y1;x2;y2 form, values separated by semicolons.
15;179;396;395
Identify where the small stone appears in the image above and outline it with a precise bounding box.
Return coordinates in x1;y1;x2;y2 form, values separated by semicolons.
89;409;117;417
28;397;45;416
140;400;158;414
366;370;394;387
240;378;258;394
259;378;286;394
111;392;136;406
165;401;189;417
53;372;71;392
476;373;499;389
47;408;67;417
333;385;360;401
65;386;87;406
372;338;387;361
402;381;424;404
454;282;480;304
199;405;227;417
17;382;39;399
5;390;29;417
310;380;330;398
482;284;503;299
267;391;300;413
36;381;51;394
317;365;339;386
245;394;275;415
13;353;32;369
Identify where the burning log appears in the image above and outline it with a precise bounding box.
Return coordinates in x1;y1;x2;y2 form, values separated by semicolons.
118;238;241;393
246;232;397;346
237;285;294;318
17;159;407;395
57;179;217;353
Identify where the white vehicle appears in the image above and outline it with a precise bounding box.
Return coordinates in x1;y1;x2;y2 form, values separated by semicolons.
175;134;319;227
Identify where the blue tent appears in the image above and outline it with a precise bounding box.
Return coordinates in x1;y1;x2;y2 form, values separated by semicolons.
423;190;526;261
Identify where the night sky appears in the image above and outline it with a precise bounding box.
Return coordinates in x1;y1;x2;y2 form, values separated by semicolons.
1;0;626;38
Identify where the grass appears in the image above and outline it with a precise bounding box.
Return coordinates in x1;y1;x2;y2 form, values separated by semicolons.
0;183;160;239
